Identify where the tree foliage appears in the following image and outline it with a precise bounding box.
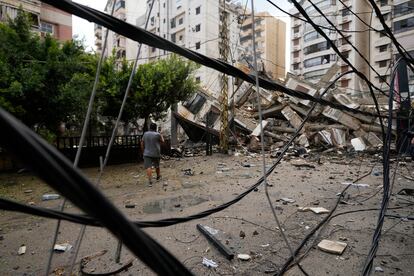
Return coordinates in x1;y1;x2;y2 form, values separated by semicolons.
0;10;95;138
99;54;200;126
0;11;199;138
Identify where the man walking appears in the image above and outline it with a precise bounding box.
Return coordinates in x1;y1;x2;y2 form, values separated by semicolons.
141;123;164;186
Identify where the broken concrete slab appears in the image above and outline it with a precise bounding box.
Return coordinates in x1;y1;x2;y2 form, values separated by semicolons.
333;94;360;109
251;120;269;136
351;138;366;151
317;239;347;255
18;245;26;255
298;207;329;214
322;107;361;130
281;106;304;131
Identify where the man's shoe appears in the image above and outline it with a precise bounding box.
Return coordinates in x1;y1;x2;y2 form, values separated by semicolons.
156;175;162;181
148;180;153;187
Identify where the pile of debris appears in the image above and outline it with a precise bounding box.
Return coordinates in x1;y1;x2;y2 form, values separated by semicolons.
173;63;391;154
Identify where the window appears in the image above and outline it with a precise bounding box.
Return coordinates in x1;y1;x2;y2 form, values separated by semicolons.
304;41;330;55
293;51;299;58
379;75;387;83
293;63;299;70
195;42;201;49
379;31;387;37
183;93;206;114
378;60;388;68
304;31;321;42
341;79;349;87
342;8;351;16
171;33;176;43
196;6;201;15
293;38;299;45
195;24;201;32
115;0;125;11
163;18;166;23
379;45;388;52
293;26;299;33
150;16;155;26
179;17;183;25
304;54;335;68
179;34;183;41
151;47;156;53
342;22;350;30
40;22;54;34
379;0;388;7
195;77;201;83
394;17;414;33
176;0;182;9
394;1;414;18
170;18;176;28
342;51;350;58
304;69;328;80
304;0;335;14
240;34;252;43
163;2;166;8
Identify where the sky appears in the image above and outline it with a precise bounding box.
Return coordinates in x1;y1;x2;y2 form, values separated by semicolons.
72;0;293;59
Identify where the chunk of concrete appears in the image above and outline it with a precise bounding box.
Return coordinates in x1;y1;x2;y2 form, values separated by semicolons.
351;138;366;151
317;239;347;255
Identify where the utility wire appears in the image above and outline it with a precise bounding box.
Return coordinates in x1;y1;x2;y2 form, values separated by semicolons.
44;1;118;274
250;1;308;275
68;0;157;274
361;58;403;276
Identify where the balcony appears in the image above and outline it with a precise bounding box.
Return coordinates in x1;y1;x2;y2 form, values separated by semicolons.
292;57;301;64
339;44;352;52
293;20;301;27
339;15;351;24
292;45;301;52
293;32;300;39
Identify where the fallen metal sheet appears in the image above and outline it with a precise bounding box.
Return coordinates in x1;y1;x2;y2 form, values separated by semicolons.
173;112;219;144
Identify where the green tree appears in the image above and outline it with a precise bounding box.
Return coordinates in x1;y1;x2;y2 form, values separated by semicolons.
0;10;96;140
99;54;199;129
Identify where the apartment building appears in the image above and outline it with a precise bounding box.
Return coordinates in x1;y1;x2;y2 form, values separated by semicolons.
0;0;72;41
95;0;244;98
240;11;286;80
290;0;414;97
95;0;146;60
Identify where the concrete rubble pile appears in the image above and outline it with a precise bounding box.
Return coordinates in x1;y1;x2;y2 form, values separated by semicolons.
173;63;392;153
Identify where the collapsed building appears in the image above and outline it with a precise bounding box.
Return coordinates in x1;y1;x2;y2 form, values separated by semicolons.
170;63;392;154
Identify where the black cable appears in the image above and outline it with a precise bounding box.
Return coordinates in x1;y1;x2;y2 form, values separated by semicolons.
37;0;383;118
0;108;192;276
361;58;402;276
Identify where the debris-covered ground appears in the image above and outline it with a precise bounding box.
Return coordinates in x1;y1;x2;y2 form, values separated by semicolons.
0;151;413;275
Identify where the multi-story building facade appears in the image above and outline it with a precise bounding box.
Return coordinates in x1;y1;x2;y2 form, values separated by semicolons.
0;0;72;41
240;11;286;80
96;0;254;98
95;0;145;60
290;0;414;96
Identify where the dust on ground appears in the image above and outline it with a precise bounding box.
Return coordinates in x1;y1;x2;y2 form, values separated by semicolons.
0;152;413;275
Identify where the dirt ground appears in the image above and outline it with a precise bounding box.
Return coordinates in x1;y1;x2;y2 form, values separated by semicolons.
0;151;413;275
